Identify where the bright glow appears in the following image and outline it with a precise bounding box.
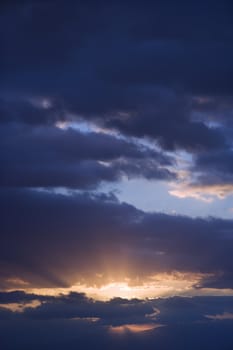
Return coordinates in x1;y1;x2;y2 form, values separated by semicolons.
67;274;201;300
10;272;233;301
24;272;210;300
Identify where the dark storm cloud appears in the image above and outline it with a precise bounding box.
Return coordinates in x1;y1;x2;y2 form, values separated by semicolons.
108;106;226;151
0;123;174;188
21;295;233;325
1;291;233;329
1;0;233;94
0;290;53;304
191;96;233;121
1;292;233;325
1;189;233;289
0;96;67;125
1;293;233;349
189;149;233;188
1;318;233;350
196;273;233;290
23;293;153;324
1;0;232;151
195;150;233;175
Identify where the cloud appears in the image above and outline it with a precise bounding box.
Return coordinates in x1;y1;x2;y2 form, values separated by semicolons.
1;189;233;290
0;290;53;304
108;106;226;151
169;183;233;202
1;2;233;349
206;312;233;320
1;291;233;325
0;293;233;349
192;150;233;189
0;0;232;152
170;148;233;201
0;123;174;188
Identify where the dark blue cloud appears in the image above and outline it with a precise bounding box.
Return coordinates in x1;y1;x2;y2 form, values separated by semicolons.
1;189;233;289
0;123;174;188
1;0;232;151
1;294;233;349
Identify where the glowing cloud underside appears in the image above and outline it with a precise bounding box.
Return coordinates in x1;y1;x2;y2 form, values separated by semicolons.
109;323;164;334
19;272;233;301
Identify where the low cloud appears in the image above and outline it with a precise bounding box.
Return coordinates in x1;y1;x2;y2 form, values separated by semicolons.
0;293;233;349
1;189;233;290
0;124;174;188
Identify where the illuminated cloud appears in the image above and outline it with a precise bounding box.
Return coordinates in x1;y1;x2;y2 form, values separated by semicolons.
109;323;163;334
169;183;233;202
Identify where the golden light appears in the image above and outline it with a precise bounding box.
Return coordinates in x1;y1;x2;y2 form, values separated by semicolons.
8;271;233;303
96;282;138;299
24;272;206;300
0;300;41;312
72;272;206;300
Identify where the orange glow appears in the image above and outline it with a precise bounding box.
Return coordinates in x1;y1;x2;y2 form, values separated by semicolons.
19;272;208;299
0;300;41;312
9;272;233;301
109;323;164;334
71;272;206;299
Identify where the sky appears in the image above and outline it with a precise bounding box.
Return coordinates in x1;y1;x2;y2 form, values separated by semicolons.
1;0;233;349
